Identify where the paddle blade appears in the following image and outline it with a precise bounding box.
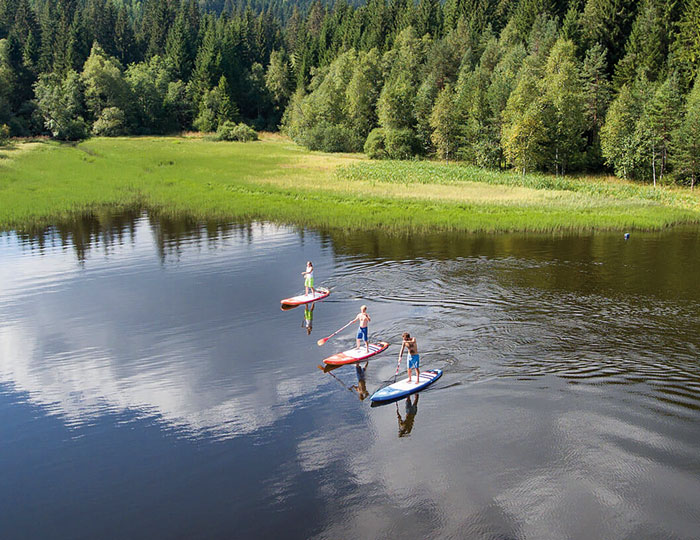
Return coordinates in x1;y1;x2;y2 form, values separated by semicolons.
317;337;329;346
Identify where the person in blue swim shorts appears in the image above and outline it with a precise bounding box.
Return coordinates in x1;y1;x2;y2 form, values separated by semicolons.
399;332;420;383
353;305;371;352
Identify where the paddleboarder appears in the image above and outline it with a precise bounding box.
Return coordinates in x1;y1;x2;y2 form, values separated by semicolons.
354;305;371;352
302;261;315;296
399;332;420;384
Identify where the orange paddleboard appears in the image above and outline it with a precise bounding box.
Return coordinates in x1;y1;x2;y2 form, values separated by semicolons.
323;341;390;365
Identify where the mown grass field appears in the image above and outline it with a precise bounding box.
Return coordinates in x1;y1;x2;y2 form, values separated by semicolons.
1;134;699;233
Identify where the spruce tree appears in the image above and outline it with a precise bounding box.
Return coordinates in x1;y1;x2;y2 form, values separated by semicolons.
580;0;638;70
614;0;666;87
675;0;700;81
672;77;700;189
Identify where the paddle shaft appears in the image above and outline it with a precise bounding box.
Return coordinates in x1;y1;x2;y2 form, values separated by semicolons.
317;318;355;346
394;348;404;382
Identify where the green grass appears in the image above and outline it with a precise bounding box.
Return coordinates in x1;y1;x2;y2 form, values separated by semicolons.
0;135;699;233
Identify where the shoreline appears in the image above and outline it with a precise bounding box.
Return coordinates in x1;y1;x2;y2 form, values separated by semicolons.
1;135;698;234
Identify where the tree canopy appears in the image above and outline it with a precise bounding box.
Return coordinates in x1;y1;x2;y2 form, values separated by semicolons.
0;0;699;183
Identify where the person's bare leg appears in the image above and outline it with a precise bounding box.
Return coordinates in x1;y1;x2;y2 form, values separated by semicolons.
416;368;420;383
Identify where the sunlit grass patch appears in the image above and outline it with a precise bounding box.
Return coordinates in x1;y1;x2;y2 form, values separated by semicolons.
0;136;698;233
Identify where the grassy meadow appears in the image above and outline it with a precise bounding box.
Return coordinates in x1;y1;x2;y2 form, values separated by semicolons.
1;134;699;233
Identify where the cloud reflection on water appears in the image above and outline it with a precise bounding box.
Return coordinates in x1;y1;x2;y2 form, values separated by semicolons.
0;217;332;441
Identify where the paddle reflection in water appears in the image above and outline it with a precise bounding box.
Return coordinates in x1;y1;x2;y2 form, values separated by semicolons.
397;394;419;437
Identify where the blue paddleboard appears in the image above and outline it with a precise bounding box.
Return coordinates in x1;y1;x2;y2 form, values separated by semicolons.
370;369;442;402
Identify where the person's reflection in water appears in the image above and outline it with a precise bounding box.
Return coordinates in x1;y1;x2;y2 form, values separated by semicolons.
397;394;419;437
350;361;369;401
302;303;314;334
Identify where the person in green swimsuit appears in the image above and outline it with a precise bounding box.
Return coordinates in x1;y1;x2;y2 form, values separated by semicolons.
302;261;315;296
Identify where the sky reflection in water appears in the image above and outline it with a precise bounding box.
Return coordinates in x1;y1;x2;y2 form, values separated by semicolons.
1;212;699;539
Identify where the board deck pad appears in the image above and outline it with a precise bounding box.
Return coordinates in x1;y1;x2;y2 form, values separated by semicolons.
370;369;442;402
280;287;330;307
323;341;390;365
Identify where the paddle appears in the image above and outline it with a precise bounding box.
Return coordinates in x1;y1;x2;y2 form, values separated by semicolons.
317;318;355;346
394;347;404;382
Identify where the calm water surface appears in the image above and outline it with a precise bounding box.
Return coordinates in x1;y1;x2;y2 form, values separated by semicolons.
1;212;699;539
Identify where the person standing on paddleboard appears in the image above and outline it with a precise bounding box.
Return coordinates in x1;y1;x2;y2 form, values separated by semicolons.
302;261;315;296
399;332;420;383
354;305;371;352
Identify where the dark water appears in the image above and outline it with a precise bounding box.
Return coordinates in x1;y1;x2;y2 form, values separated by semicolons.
1;211;699;539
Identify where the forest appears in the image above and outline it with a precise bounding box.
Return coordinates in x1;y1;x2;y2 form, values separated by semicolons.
1;0;699;186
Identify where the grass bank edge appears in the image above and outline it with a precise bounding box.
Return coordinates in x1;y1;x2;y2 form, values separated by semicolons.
1;138;698;234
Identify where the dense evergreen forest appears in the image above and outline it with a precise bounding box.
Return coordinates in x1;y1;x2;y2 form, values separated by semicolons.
1;0;699;185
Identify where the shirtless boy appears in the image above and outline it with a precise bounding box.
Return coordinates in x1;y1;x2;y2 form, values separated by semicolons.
354;305;371;352
399;332;420;383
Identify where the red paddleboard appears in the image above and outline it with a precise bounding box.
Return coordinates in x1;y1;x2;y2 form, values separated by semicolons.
280;287;330;307
323;341;390;365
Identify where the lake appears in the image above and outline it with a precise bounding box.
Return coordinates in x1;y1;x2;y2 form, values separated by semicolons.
1;211;699;539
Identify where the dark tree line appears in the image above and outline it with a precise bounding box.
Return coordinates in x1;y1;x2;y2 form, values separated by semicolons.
1;0;699;185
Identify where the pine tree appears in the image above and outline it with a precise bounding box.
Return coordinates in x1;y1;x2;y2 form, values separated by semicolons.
674;0;700;81
580;0;638;70
141;0;172;59
37;0;56;73
614;0;666;87
581;42;611;167
415;0;440;37
189;17;222;106
512;0;557;44
672;77;700;189
193;74;238;132
166;10;194;81
0;0;19;38
114;5;136;67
